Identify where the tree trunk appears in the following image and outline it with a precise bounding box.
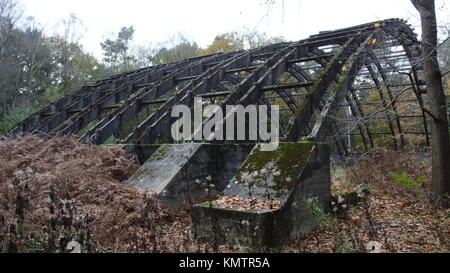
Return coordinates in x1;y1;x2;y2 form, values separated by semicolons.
411;0;450;207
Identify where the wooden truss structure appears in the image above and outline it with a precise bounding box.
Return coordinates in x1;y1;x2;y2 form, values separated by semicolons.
9;19;429;161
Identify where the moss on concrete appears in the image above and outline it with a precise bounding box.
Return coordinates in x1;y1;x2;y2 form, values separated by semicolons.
235;142;314;195
147;145;169;161
131;167;151;179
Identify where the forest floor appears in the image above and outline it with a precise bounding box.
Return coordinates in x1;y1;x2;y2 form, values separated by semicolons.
0;136;448;253
281;164;449;253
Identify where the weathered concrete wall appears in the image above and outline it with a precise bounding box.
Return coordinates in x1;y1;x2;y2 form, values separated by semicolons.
279;143;331;242
125;143;202;194
191;206;278;248
191;143;331;249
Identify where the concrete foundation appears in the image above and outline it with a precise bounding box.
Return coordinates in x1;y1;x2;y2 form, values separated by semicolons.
125;142;331;248
191;143;331;249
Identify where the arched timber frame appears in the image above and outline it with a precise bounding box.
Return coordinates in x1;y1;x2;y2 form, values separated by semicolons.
8;19;430;162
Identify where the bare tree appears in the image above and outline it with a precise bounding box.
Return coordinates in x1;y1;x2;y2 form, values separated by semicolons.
411;0;450;207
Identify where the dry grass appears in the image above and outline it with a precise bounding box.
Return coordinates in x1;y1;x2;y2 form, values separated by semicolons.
339;147;432;196
0;135;181;253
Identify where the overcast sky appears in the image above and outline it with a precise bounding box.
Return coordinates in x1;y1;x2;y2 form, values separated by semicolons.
20;0;449;58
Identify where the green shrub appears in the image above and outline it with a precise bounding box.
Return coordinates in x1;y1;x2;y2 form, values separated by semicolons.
390;172;425;188
0;106;38;135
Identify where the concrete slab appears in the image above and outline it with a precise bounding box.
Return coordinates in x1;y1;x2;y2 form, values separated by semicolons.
125;143;202;194
125;143;253;207
224;142;315;205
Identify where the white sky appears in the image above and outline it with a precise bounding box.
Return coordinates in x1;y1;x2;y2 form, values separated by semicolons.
20;0;450;58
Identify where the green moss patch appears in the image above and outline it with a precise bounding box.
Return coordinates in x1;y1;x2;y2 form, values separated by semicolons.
147;145;169;161
235;142;314;195
131;167;152;179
